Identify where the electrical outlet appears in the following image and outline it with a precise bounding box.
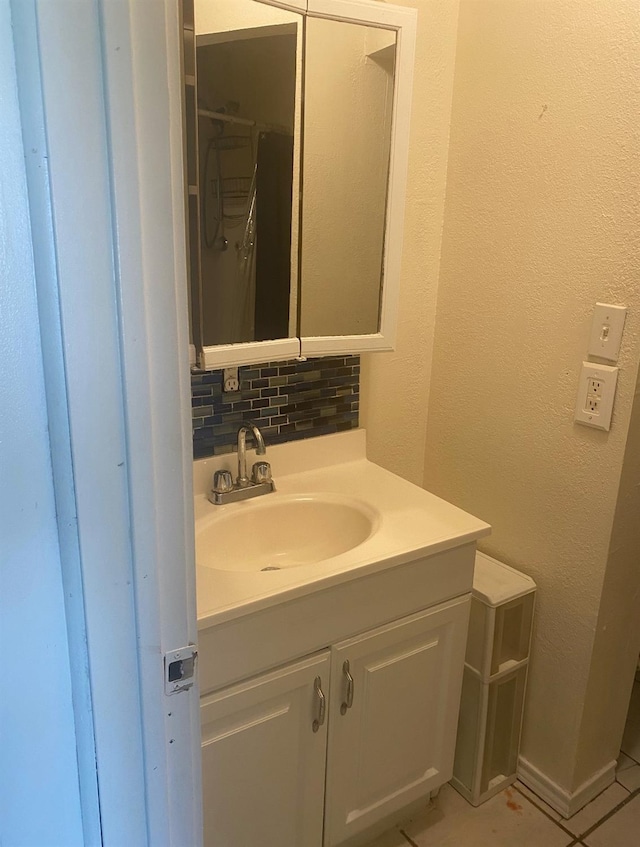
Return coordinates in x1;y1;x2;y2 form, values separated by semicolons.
574;362;618;431
587;378;603;397
223;367;240;392
585;396;600;414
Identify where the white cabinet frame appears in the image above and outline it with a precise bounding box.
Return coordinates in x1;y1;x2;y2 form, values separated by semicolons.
200;595;470;847
201;337;301;370
300;0;416;358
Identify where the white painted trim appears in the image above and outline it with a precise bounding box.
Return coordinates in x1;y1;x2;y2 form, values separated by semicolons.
301;0;416;357
256;0;308;12
378;3;416;353
300;333;393;357
517;756;616;819
99;1;202;843
17;0;202;844
24;2;150;842
307;0;416;29
451;774;517;808
201;337;300;369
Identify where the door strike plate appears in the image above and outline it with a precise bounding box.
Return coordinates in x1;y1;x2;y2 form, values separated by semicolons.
164;645;198;695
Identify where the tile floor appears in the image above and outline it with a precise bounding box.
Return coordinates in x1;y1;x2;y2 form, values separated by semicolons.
366;679;640;847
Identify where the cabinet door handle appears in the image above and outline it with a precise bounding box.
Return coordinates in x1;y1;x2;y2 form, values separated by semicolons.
340;660;354;715
312;676;326;733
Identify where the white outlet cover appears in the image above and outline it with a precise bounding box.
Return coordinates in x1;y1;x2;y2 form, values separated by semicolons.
223;367;240;392
588;303;626;362
574;362;618;431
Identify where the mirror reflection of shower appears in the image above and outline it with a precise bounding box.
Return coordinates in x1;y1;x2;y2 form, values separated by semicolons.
196;25;297;346
202;104;250;253
202;107;257;341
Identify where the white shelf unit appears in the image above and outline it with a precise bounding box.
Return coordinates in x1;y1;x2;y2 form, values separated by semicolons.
451;551;536;806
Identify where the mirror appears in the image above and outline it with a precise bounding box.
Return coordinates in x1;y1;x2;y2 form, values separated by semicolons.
300;18;396;338
194;0;302;348
186;0;415;367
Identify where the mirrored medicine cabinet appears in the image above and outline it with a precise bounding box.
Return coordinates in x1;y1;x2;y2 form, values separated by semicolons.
182;0;416;369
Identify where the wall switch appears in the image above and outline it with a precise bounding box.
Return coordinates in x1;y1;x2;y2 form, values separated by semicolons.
588;303;626;362
574;362;618;431
223;367;240;392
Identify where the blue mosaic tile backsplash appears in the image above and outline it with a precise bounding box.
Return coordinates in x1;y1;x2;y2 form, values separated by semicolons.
191;355;360;459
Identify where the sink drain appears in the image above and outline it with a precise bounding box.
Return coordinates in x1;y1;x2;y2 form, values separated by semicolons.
261;566;281;572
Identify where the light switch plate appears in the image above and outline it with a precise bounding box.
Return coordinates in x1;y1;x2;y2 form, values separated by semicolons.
588;303;626;362
574;362;618;431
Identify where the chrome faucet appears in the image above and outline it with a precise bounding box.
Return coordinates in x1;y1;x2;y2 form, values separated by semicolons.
237;421;266;487
208;421;275;505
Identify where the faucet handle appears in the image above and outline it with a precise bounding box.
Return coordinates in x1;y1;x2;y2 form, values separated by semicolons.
212;469;234;494
251;461;272;485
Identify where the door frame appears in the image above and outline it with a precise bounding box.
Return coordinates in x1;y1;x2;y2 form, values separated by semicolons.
10;1;202;844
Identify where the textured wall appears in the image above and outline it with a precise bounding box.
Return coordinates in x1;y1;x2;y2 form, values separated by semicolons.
360;0;462;484
424;0;640;794
576;369;640;787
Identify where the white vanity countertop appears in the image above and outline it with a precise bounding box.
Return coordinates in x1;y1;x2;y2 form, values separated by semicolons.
194;430;490;628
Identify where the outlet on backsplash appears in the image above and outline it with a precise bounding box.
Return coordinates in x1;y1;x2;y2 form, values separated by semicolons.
191;356;360;460
223;368;240;393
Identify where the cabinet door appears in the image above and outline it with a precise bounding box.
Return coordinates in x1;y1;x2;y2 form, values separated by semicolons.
201;651;330;847
324;596;470;847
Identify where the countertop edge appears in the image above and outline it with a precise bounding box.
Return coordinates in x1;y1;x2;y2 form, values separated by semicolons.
197;524;490;630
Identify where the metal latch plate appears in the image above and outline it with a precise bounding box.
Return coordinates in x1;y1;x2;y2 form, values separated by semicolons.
164;645;198;695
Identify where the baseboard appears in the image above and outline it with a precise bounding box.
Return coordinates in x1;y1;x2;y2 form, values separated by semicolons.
517;756;616;819
451;773;517;807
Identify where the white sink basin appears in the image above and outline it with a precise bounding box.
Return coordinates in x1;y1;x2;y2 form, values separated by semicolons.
193;430;491;625
196;493;379;572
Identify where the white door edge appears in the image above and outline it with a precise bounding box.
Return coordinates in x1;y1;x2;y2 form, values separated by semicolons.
11;1;202;844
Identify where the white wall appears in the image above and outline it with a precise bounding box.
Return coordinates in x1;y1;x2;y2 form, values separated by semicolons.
424;0;640;797
0;0;83;841
360;0;462;484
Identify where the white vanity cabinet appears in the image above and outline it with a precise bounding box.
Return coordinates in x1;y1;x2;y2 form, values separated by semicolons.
200;594;470;847
200;651;330;847
195;431;491;845
324;599;469;846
